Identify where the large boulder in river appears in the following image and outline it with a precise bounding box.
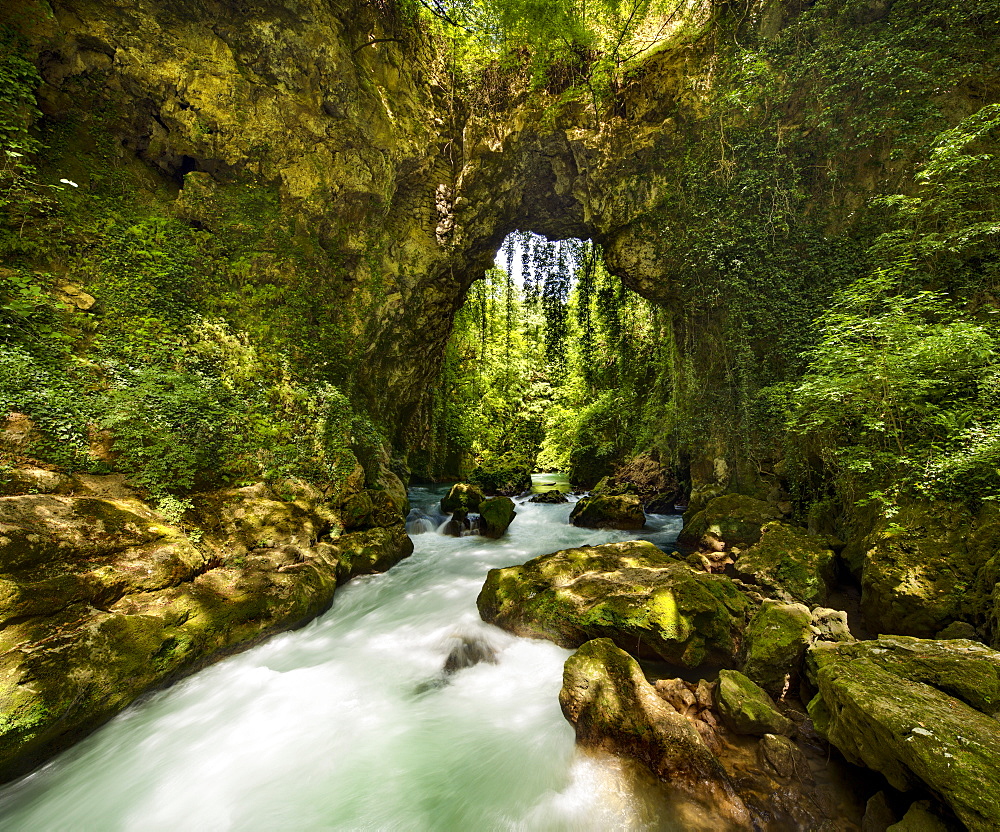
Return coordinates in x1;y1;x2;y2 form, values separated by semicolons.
0;484;412;783
477;496;516;539
477;540;753;667
569;494;645;530
440;482;484;514
806;636;1000;830
560;638;751;826
529;489;568;504
733;521;835;605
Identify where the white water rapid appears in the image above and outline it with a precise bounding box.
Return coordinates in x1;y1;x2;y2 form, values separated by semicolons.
0;483;687;831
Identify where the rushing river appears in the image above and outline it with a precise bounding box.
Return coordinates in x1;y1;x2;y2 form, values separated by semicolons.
0;482;685;831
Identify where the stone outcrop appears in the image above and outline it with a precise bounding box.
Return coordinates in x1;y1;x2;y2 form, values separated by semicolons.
559;639;752;828
0;478;412;782
569;494;645;530
848;501;1000;643
679;494;783;550
732;522;835;606
478;540;753;667
806;636;1000;830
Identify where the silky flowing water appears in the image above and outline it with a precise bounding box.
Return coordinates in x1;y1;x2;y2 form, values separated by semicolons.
0;483;689;831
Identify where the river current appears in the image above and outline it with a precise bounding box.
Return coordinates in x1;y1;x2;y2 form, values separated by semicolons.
0;481;686;831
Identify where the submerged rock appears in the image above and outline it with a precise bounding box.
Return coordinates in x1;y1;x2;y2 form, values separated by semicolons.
477;540;753;667
443;632;500;672
559;639;751;825
715;669;794;737
440;482;484;514
806;637;1000;830
0;484;413;783
477;496;516;539
732;521;835;605
569;494;645;530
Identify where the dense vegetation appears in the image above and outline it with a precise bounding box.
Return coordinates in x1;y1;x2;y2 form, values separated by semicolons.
410;0;1000;529
3;0;999;536
0;25;383;513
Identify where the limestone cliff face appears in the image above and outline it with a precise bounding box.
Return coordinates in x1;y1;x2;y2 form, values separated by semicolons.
4;0;711;438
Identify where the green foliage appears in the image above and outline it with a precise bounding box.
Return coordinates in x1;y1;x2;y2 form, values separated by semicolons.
101;367;243;496
413;0;710;111
788;104;1000;510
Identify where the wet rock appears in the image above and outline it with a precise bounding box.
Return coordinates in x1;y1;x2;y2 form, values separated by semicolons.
569;494;645;530
732;521;835;605
757;732;812;782
806;637;1000;830
341;488;403;530
477;540;753;667
742;600;813;697
678;493;782;549
443;633;500;672
477;496;516;539
559;638;751;825
0;483;412;783
441;482;484;514
529;490;568;504
715;669;794;737
441;510;469;537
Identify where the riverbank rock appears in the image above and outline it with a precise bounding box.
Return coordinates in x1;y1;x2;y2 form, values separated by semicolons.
715;669;795;737
742;600;813;697
559;639;751;826
477;496;516;538
529;490;568;504
678;493;782;550
441;482;484;514
0;482;412;784
806;637;1000;830
569;494;645;530
850;500;1000;640
478;540;753;667
732;522;835;605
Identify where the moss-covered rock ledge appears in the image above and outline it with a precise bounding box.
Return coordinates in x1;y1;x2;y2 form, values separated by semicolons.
0;477;412;783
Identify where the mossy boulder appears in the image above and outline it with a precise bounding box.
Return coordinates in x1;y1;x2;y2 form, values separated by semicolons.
560;639;750;825
529;490;568;504
569;494;645;530
477;496;516;539
440;482;485;514
806;637;1000;830
0;483;412;784
678;493;782;549
733;521;835;605
742;600;813;697
715;669;794;737
477;540;754;667
854;500;999;639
